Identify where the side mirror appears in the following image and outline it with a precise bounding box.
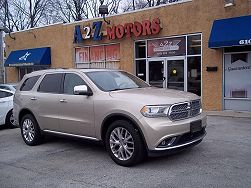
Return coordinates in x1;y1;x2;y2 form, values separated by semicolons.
74;85;93;96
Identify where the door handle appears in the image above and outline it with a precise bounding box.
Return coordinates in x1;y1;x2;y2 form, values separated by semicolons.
30;97;37;101
60;99;67;103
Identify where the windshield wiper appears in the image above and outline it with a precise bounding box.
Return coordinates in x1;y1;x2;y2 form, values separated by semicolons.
109;87;140;91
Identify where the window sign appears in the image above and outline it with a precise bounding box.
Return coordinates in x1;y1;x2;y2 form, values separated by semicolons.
90;46;105;62
147;37;186;58
224;53;251;98
105;44;120;61
75;47;89;63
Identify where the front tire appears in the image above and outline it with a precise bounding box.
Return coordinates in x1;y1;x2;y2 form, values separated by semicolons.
20;114;43;146
105;120;145;167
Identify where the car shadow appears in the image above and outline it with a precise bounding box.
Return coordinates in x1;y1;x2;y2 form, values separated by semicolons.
42;133;201;168
0;125;18;130
44;134;105;151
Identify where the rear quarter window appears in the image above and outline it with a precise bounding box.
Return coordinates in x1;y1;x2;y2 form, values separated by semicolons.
20;76;40;91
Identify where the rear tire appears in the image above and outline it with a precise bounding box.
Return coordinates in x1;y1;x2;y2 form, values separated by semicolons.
105;120;145;167
20;114;43;146
5;110;16;128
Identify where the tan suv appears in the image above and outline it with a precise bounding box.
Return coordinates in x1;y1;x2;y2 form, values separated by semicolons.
14;69;207;166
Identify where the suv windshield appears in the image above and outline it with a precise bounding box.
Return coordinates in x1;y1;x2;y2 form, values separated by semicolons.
85;71;150;92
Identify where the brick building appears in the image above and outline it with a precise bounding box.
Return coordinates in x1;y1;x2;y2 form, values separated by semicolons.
4;0;251;111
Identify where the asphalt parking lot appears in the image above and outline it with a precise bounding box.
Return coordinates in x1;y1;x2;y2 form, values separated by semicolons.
0;116;250;188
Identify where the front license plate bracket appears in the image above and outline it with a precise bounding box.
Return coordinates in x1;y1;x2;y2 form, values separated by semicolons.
190;120;202;133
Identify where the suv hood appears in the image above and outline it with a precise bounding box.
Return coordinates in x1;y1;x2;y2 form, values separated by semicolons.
109;87;199;105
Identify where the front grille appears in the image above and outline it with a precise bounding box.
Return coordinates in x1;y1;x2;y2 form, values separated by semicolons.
168;100;201;121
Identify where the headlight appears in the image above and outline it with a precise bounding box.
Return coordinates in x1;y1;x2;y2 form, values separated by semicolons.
140;105;170;118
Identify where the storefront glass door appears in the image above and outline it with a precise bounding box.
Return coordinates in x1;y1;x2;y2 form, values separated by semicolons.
148;60;165;88
148;57;185;90
224;52;251;111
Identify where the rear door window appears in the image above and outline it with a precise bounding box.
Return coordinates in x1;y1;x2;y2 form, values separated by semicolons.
20;76;40;91
38;73;63;93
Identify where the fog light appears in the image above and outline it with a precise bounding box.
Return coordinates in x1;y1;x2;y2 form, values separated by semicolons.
160;140;166;146
157;137;177;148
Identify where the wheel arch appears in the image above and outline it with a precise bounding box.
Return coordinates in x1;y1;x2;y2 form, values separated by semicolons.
101;113;148;150
18;108;37;125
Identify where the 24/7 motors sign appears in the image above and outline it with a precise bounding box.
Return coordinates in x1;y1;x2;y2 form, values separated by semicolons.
74;18;161;43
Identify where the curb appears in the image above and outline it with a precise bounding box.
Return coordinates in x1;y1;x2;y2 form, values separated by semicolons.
205;111;251;119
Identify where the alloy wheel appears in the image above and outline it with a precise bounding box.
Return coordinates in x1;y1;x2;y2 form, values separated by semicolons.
22;119;35;142
10;114;15;126
109;127;134;161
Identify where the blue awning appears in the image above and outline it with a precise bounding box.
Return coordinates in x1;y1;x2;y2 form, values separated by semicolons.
209;15;251;48
5;47;51;67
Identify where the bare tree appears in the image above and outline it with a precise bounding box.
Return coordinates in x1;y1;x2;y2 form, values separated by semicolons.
121;0;148;12
53;0;121;22
54;0;89;22
0;0;172;32
0;0;51;31
12;0;50;28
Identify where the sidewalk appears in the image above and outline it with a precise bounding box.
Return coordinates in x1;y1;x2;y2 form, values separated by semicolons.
205;110;251;119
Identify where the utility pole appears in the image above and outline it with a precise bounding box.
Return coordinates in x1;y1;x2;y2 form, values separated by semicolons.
0;25;9;84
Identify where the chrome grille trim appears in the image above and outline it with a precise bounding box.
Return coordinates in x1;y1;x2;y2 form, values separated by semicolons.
168;100;201;121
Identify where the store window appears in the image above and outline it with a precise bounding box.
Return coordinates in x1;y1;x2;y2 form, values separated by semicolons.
135;41;147;81
135;60;146;81
135;41;146;58
19;67;47;81
187;35;201;55
75;43;120;69
224;53;250;98
187;56;201;96
224;51;251;111
134;34;202;96
187;34;202;96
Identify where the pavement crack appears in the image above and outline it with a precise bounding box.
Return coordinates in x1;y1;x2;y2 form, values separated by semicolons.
0;161;47;175
71;178;110;188
46;148;75;156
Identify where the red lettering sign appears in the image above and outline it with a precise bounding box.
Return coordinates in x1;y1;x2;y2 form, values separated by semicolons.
151;18;161;35
116;25;124;39
107;26;116;40
106;18;161;40
124;23;133;38
142;20;151;36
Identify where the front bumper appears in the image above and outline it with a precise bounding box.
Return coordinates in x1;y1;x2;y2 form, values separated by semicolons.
147;128;206;157
138;113;207;151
